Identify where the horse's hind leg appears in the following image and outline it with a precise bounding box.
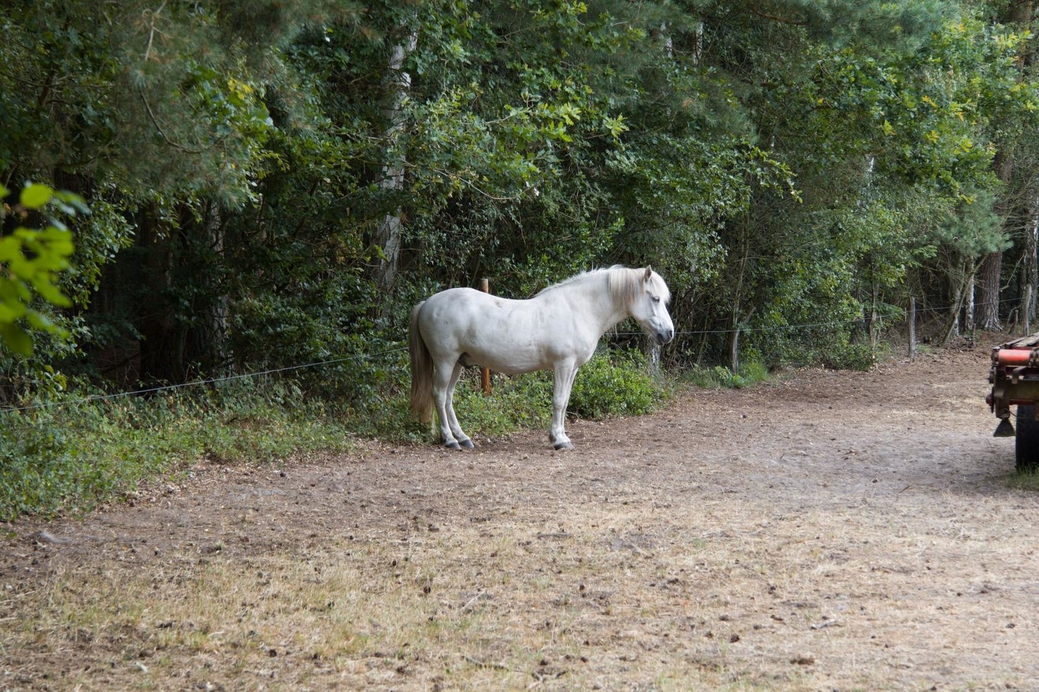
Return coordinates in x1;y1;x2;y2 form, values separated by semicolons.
433;360;473;449
445;361;474;448
431;361;458;448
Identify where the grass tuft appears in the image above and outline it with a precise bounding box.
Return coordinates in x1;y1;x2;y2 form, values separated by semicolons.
681;360;770;390
1007;467;1039;491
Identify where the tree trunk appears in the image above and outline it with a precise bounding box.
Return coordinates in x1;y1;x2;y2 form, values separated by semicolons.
1026;197;1039;331
1009;0;1033;34
965;272;975;333
728;327;740;374
869;283;880;351
976;249;1002;331
978;0;1034;333
136;210;185;384
134;201;228;385
726;217;754;373
188;201;229;374
942;253;984;345
373;30;417;296
1011;0;1034;333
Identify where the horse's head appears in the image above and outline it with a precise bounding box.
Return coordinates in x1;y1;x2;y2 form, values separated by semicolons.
630;266;675;345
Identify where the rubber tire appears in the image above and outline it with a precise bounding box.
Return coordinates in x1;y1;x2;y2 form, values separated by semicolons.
1015;404;1039;472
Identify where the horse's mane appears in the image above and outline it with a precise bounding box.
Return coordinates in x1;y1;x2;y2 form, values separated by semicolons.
537;266;670;308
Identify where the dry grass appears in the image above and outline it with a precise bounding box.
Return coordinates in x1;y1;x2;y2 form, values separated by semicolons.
3;344;1039;690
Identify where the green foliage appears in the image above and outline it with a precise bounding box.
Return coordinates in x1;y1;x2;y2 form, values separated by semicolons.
683;360;770;390
1008;467;1039;491
0;379;358;521
6;0;1033;392
0;183;80;356
569;349;666;419
673;2;1037;370
819;342;879;372
451;371;553;439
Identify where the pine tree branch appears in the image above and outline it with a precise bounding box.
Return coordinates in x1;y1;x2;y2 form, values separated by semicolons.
142;1;168;62
747;4;807;26
136;86;227;155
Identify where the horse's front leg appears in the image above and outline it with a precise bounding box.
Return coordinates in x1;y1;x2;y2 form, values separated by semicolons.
433;360;473;450
549;361;579;450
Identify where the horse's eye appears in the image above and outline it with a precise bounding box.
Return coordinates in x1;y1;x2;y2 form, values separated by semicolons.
652;296;661;304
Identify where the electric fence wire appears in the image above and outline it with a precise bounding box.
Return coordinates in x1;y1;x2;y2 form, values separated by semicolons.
0;294;1008;414
0;346;410;414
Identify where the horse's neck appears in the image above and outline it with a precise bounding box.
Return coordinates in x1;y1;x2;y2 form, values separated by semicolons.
565;272;631;335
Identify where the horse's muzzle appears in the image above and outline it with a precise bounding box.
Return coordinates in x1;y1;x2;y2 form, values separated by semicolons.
657;329;674;345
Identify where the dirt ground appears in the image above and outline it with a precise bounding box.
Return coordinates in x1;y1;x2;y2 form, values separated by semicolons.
3;339;1039;691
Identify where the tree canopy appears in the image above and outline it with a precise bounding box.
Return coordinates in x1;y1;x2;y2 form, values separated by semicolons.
1;0;1037;399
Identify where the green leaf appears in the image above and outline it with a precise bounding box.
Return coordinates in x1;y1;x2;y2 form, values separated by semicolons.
26;310;56;331
0;237;19;263
0;302;23;322
32;281;72;308
20;183;53;210
0;322;33;356
53;190;88;214
0;278;29;309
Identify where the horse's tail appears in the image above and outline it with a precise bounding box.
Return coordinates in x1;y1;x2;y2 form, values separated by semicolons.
409;301;434;424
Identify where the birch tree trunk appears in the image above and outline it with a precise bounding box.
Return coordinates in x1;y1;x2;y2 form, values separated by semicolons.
965;272;975;333
1026;198;1039;331
373;31;417;296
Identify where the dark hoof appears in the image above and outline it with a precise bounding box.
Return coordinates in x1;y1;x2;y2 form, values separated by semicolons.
444;441;461;450
459;438;475;449
553;441;575;451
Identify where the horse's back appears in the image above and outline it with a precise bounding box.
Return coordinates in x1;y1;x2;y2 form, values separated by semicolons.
417;288;494;345
418;287;495;329
417;288;558;373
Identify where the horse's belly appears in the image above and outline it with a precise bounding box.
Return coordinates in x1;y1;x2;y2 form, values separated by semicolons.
465;344;548;375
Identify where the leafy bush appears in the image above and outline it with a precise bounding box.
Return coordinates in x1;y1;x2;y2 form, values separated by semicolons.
682;360;770;389
819;342;878;371
452;370;553;438
568;349;666;419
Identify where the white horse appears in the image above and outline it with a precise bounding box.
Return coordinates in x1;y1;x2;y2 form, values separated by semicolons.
409;266;675;450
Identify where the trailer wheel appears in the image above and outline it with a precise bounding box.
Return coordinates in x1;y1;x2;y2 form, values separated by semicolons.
1015;405;1039;472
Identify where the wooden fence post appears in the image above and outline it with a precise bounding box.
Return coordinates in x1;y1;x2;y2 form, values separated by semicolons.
479;278;492;395
908;297;916;362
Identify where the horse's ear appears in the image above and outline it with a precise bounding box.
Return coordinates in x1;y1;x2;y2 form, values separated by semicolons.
644;266;653;281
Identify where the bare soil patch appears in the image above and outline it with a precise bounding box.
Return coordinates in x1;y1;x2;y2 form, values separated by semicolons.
3;340;1038;691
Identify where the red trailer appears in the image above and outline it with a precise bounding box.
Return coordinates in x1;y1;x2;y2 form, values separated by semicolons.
987;333;1039;471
